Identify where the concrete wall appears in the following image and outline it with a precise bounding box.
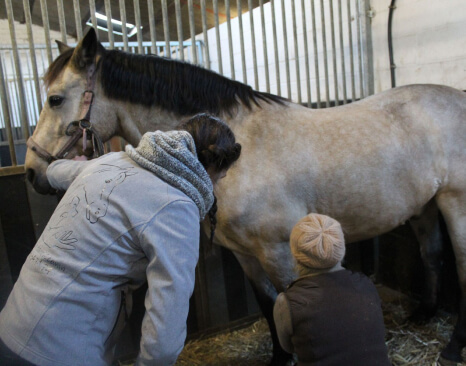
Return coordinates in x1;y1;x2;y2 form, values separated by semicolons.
370;0;466;92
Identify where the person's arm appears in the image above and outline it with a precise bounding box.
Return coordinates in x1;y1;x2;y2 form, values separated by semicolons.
46;158;91;191
273;292;295;354
135;199;200;366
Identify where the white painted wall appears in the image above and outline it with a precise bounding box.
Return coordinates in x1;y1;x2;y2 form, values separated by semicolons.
370;0;466;92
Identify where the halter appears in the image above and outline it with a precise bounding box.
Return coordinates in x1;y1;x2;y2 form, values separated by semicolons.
27;63;105;164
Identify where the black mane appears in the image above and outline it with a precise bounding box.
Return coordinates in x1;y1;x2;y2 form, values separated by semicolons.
98;50;284;116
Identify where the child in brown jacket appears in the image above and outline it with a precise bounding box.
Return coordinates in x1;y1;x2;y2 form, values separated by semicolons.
273;213;391;366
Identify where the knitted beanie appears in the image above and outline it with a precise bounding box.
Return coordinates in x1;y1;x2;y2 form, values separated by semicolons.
290;213;346;269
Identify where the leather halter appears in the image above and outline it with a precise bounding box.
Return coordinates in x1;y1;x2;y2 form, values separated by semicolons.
27;63;105;164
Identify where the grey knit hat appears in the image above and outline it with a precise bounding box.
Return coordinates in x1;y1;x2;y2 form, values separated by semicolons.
290;213;346;269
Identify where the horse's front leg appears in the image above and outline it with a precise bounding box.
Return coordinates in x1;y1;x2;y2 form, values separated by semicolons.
409;199;444;322
234;248;296;366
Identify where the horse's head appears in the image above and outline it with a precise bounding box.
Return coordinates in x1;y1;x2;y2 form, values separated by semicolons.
25;29;117;194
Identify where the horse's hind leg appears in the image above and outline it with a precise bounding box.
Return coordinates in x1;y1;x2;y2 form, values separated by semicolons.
435;191;466;362
234;251;295;366
409;199;444;322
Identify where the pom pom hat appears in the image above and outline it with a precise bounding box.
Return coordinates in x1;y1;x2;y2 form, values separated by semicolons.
290;213;346;269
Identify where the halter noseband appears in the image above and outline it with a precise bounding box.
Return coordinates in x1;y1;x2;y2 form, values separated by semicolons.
27;63;105;164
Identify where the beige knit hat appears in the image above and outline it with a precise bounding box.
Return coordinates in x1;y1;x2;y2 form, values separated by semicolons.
290;213;346;269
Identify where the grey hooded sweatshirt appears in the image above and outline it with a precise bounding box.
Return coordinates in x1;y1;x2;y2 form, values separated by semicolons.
0;131;213;366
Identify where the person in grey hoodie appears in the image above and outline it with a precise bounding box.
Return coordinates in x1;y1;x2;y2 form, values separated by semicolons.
0;113;241;366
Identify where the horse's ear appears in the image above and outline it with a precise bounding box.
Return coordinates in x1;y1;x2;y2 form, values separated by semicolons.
56;40;72;54
70;28;104;69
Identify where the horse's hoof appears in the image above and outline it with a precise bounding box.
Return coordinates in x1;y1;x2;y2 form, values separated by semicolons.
269;351;294;366
408;304;437;324
437;355;463;366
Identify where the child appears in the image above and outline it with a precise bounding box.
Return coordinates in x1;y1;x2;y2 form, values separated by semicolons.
273;213;391;366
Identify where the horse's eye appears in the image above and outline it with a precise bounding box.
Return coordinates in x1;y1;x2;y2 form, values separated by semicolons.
48;95;64;107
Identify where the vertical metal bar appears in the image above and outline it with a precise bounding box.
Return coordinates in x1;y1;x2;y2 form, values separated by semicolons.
280;0;291;99
104;0;115;49
329;0;339;106
161;0;171;58
0;57;17;166
200;0;211;69
259;0;269;93
133;0;144;54
320;0;330;107
56;0;67;43
147;0;158;54
301;0;311;106
291;0;301;103
360;0;374;96
5;0;30;141
89;0;98;38
174;0;184;61
188;0;198;64
270;0;280;95
347;0;356;102
119;0;129;51
247;0;258;89
225;0;235;78
311;0;321;107
356;0;364;98
23;0;42;115
338;0;348;104
236;0;246;83
39;0;53;64
213;0;223;74
73;0;83;40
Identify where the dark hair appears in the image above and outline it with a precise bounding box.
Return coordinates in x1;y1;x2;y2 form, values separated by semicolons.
178;113;241;173
178;113;241;245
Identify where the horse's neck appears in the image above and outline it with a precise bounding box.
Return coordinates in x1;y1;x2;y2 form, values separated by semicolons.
114;102;182;146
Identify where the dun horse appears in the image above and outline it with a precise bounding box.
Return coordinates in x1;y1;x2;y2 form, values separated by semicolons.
25;29;466;364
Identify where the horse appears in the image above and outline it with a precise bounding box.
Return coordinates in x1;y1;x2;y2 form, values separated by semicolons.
24;28;466;364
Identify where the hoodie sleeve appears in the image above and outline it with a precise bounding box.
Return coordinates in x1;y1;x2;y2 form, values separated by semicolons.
46;159;91;191
135;199;200;366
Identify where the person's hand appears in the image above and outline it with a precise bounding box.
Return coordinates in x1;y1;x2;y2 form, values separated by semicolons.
72;155;88;161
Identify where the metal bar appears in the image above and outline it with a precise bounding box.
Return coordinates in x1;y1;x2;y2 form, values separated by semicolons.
360;0;374;96
347;0;356;102
291;0;301;103
147;0;157;54
320;0;330;107
200;0;211;69
311;0;321;107
119;0;129;51
301;0;311;106
134;0;144;54
188;0;198;64
225;0;235;78
329;0;339;106
338;0;348;104
39;0;53;64
236;0;246;83
259;0;269;92
174;0;184;61
0;57;17;166
89;0;98;38
5;0;30;141
56;0;67;43
213;0;223;74
280;0;291;99
161;0;171;58
0;166;25;176
270;0;280;95
356;0;364;98
104;0;114;49
73;0;83;40
247;0;258;89
23;0;42;116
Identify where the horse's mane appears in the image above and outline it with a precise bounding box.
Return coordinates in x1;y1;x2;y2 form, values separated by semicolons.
44;48;285;116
